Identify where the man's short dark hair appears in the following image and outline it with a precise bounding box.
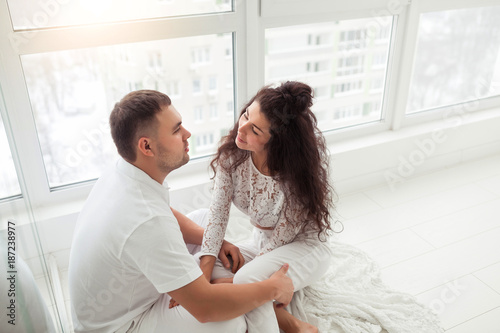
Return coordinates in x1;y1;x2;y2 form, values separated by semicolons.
109;90;171;162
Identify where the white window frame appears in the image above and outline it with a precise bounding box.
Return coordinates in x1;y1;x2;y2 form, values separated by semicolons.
0;0;247;211
257;0;408;142
0;0;499;217
388;0;500;129
259;0;500;137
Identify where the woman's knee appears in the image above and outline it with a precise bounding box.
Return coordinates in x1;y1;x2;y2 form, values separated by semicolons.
233;257;281;285
186;208;210;228
235;241;331;288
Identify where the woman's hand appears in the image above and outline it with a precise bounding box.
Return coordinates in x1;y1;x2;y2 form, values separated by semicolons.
219;240;245;274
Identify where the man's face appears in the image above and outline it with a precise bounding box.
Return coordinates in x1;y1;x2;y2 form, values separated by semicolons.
152;105;191;174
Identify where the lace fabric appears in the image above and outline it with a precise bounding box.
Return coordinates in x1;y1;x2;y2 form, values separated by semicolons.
201;155;307;257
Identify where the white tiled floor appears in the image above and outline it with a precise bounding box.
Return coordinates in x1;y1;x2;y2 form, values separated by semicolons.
336;154;500;332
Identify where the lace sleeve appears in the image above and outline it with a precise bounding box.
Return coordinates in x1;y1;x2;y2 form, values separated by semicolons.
200;162;233;257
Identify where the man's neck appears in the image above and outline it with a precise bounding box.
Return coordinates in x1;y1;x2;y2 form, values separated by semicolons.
130;159;168;184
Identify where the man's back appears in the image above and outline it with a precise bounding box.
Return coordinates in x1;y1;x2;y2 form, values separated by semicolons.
69;158;202;332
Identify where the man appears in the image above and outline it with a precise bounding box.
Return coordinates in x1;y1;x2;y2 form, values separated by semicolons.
68;90;293;333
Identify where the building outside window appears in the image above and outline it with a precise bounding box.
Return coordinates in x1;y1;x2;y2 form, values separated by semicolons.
195;132;215;151
337;55;365;76
265;17;392;131
191;47;211;65
209;103;218;119
209;75;218;92
165;80;181;98
194;106;203;123
192;78;202;94
18;33;233;188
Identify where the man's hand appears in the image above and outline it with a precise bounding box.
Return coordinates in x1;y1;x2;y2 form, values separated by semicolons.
269;264;294;308
219;240;245;274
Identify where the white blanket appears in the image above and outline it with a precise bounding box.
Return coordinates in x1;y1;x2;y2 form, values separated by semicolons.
287;241;444;333
225;212;444;333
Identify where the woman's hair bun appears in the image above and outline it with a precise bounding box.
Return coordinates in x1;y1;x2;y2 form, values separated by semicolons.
280;81;313;115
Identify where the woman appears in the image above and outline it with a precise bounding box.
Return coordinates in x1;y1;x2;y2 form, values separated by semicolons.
198;81;336;333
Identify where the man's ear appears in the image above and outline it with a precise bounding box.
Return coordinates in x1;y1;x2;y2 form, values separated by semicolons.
137;137;154;157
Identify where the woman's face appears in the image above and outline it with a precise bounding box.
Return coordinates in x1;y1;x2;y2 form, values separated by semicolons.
235;101;271;155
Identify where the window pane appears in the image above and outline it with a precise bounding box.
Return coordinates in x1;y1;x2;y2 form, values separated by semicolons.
265;18;393;131
0;115;21;199
7;0;232;30
407;6;500;114
21;33;234;188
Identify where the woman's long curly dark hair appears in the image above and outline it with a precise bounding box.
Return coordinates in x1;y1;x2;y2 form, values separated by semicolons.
210;81;336;239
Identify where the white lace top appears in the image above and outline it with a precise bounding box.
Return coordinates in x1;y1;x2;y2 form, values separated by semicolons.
201;153;313;257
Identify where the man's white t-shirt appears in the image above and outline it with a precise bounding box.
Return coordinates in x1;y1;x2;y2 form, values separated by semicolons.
69;158;202;332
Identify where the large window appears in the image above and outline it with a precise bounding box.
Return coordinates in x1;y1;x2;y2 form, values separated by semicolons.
21;34;234;188
407;5;500;114
1;0;498;209
265;18;393;131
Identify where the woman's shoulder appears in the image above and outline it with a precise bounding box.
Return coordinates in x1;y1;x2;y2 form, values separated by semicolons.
218;150;249;169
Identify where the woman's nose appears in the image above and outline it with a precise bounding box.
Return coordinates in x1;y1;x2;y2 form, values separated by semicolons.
239;119;250;131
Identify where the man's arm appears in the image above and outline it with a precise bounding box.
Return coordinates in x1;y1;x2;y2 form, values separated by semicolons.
168;263;293;323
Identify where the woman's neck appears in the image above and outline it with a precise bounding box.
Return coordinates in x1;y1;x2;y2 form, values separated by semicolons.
251;151;271;176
